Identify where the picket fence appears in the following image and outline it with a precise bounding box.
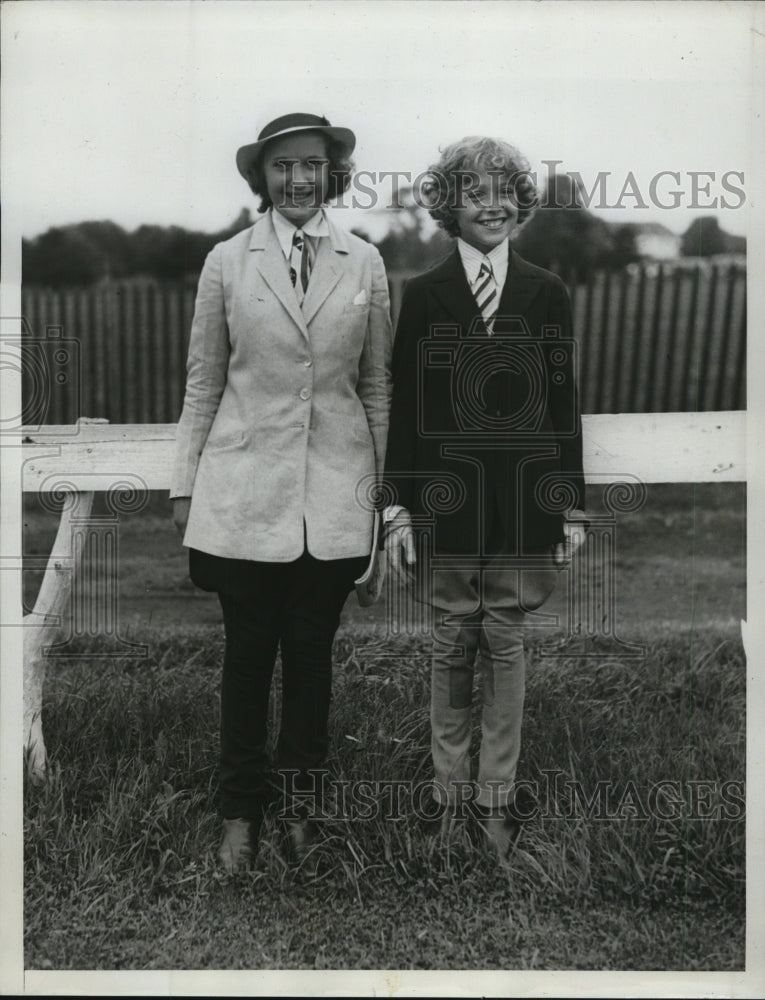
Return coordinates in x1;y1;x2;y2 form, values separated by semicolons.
20;258;746;424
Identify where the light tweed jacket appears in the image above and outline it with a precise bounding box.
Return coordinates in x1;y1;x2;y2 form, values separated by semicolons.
171;211;393;561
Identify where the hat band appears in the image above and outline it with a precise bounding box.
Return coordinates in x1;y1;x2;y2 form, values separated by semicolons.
258;124;332;144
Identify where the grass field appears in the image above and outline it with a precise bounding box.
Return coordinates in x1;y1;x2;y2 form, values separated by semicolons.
22;483;746;971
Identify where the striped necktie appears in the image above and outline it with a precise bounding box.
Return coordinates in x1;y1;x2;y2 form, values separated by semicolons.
473;258;498;335
289;230;313;305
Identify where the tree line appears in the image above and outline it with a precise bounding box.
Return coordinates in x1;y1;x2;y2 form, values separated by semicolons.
22;176;745;288
21;208;256;287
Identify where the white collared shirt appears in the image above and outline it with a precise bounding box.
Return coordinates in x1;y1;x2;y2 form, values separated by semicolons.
271;206;329;259
457;237;509;298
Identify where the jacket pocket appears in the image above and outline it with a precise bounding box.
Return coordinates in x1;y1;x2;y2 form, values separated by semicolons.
204;430;246;451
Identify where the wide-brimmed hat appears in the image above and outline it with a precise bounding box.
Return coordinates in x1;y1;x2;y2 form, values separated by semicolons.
236;112;356;179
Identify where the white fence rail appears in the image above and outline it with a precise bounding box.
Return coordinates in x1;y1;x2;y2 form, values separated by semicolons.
21;411;746;491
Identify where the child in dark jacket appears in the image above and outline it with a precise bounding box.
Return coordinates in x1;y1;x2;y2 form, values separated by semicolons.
383;135;586;857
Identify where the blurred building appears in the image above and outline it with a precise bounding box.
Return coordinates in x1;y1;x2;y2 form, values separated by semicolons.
631;223;682;260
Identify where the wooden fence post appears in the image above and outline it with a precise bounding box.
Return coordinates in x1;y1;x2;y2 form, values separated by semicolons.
23;491;95;783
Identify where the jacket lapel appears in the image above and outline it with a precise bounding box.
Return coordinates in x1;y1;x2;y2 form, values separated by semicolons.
301;215;349;326
429;246;545;334
429;249;482;334
248;216;309;339
496;250;545;331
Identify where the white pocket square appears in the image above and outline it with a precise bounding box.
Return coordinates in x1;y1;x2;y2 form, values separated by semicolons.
352;290;368;306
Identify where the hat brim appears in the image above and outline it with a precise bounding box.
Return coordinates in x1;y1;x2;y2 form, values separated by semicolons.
236;125;356;180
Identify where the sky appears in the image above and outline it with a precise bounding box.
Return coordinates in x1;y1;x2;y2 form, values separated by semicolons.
1;0;758;241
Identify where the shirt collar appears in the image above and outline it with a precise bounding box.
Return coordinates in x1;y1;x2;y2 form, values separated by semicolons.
271;207;329;258
457;237;509;283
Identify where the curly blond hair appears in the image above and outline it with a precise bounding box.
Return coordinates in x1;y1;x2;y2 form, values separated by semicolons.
422;136;539;237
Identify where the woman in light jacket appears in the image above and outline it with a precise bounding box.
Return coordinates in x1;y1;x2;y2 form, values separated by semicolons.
171;112;392;872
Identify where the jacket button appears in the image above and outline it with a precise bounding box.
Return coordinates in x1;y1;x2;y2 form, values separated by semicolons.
300;388;311;400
